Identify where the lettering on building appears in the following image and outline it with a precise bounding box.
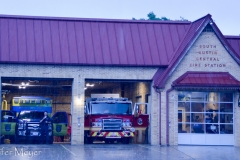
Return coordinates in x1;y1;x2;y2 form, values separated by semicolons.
189;45;226;68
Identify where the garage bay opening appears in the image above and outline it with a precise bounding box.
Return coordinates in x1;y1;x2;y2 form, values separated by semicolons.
84;79;151;144
0;77;73;144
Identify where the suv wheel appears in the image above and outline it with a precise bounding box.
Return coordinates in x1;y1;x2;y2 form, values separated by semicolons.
15;135;19;144
46;136;53;144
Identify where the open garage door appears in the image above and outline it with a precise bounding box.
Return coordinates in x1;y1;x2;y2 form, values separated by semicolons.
0;77;72;144
84;79;151;144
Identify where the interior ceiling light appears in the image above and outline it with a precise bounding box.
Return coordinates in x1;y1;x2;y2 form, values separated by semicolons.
28;80;39;83
18;82;29;89
19;86;26;89
86;83;94;87
21;82;29;86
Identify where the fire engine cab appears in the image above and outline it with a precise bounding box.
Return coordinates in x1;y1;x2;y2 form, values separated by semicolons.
84;94;149;144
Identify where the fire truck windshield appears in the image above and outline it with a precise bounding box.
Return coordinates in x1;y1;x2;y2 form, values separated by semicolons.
91;103;131;114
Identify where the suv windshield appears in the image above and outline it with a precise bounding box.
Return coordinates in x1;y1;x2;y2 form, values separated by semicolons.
19;111;44;119
91;103;131;114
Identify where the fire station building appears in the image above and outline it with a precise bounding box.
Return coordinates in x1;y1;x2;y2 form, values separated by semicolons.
0;14;240;146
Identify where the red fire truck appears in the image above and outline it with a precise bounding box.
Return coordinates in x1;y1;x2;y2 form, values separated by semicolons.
84;94;149;144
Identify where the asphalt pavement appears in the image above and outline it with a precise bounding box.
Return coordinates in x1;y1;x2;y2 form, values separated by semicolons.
0;143;239;160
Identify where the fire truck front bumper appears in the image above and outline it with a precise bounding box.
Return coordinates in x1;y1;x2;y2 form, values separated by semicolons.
90;131;134;138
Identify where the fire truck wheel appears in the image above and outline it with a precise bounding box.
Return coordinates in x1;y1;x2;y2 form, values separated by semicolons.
84;136;87;144
122;138;129;144
105;139;114;144
10;135;15;144
85;137;93;144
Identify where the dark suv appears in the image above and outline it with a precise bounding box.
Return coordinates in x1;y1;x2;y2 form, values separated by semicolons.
15;110;53;144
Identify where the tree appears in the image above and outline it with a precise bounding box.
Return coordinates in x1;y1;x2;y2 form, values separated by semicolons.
132;12;170;21
147;12;170;20
132;12;188;21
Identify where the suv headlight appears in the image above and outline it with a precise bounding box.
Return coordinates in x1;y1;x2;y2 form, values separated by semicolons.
48;123;52;130
18;123;24;129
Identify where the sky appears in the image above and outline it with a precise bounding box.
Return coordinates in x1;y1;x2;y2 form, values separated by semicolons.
0;0;239;35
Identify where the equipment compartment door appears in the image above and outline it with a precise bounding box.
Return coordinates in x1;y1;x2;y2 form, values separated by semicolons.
52;112;68;136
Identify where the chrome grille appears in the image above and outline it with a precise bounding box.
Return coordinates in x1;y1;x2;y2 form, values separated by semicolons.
103;119;122;130
27;123;40;130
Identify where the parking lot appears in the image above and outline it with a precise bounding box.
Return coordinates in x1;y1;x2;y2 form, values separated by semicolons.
0;144;240;160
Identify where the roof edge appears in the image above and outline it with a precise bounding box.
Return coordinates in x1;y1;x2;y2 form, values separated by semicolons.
211;23;240;63
172;71;240;89
225;35;240;39
0;14;191;24
191;14;212;23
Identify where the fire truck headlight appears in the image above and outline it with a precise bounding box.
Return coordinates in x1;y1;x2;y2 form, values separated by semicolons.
92;122;102;127
130;127;135;132
97;122;102;127
126;122;131;127
122;122;132;127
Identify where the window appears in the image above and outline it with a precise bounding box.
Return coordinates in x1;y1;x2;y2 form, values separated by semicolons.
178;92;234;134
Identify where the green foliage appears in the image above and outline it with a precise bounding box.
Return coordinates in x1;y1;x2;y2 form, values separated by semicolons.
132;12;188;21
147;12;170;20
132;12;170;21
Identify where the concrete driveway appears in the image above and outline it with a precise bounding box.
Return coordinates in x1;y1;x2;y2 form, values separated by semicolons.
0;144;239;160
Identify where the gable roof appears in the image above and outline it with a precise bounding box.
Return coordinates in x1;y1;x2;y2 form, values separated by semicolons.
225;36;240;57
0;14;190;66
172;71;240;89
153;14;240;89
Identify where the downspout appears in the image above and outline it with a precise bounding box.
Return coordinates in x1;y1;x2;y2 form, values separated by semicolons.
154;87;161;145
0;78;2;144
166;86;174;146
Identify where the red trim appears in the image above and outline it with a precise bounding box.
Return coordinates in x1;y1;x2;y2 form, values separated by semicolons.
119;132;124;137
103;132;108;137
172;71;240;88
